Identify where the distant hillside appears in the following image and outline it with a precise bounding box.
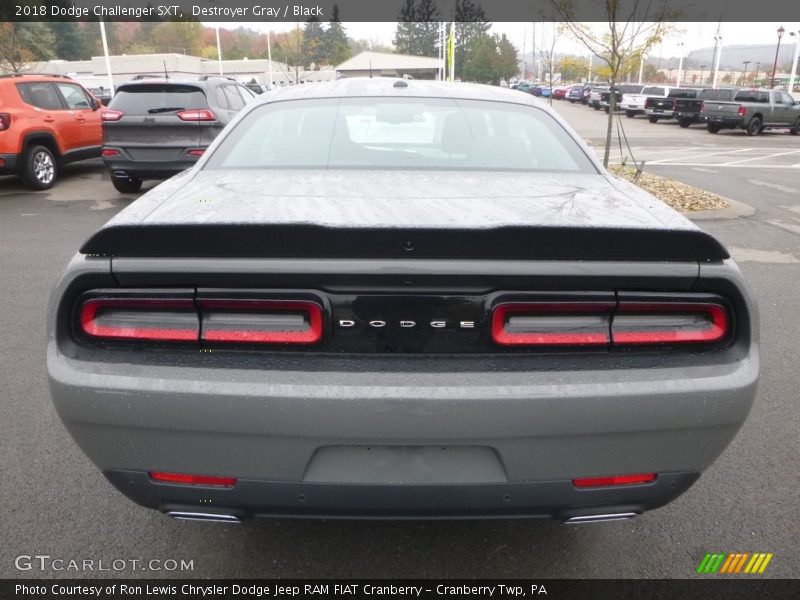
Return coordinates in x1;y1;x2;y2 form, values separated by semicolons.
686;43;797;70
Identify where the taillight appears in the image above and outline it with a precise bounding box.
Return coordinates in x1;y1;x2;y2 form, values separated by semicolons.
177;109;216;121
573;473;656;488
198;299;323;344
101;109;124;122
80;298;199;341
612;302;728;344
491;302;614;347
187;148;205;157
102;148;120;157
699;102;705;113
150;472;237;487
491;299;730;347
0;113;11;130
738;105;747;117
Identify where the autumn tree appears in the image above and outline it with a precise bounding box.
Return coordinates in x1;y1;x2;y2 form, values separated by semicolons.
550;0;672;166
558;56;590;82
0;23;55;73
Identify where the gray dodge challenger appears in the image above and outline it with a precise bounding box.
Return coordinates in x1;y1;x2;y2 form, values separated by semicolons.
47;79;759;523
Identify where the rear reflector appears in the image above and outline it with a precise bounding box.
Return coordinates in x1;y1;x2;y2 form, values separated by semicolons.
80;298;199;341
150;472;237;487
611;302;728;344
177;109;216;122
491;303;613;346
102;148;120;157
199;299;323;344
101;109;124;122
573;473;657;488
187;148;205;156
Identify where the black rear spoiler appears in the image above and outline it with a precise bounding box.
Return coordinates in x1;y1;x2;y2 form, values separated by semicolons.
80;224;729;262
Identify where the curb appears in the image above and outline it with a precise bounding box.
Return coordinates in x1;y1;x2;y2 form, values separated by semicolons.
684;196;755;221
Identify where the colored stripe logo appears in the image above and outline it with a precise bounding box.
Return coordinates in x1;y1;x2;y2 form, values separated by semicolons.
697;552;773;574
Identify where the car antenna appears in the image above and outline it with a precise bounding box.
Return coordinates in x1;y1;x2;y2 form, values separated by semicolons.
369;60;372;79
163;61;169;79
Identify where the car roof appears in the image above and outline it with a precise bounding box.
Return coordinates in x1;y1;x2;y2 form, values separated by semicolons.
256;77;544;109
0;73;77;83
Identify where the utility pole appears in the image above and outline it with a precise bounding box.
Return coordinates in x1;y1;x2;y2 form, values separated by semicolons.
711;21;722;88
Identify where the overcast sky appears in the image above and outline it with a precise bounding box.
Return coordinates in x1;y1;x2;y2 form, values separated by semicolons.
207;21;800;59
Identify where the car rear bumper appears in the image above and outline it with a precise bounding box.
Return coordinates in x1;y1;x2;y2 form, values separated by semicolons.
705;116;745;127
645;109;676;119
103;152;199;180
105;469;700;520
48;338;758;518
0;153;19;175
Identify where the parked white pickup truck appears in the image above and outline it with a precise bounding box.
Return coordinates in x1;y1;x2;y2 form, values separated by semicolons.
620;85;680;118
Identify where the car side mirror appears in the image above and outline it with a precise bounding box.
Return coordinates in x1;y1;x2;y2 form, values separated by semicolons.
93;98;102;110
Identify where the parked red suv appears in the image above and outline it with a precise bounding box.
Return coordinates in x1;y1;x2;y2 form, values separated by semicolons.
0;74;103;190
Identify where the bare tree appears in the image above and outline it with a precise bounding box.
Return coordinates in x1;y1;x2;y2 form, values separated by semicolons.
549;0;673;167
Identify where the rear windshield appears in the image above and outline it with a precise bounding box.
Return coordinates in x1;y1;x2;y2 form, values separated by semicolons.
733;90;770;103
617;85;644;94
700;89;735;101
642;86;665;95
109;84;208;114
205;97;596;173
668;89;698;98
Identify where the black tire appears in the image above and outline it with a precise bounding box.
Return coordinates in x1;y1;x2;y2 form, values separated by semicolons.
604;106;610;113
746;117;761;136
111;174;143;194
707;123;721;134
21;145;57;190
648;116;659;123
790;118;800;136
679;119;691;128
625;110;636;118
593;104;600;110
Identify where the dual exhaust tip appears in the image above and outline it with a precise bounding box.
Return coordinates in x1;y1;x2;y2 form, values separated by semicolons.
165;510;638;524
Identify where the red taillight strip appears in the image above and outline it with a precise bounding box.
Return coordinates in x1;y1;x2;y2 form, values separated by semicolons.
611;302;728;344
150;472;237;487
80;298;198;341
199;299;324;344
177;109;216;122
573;473;657;488
492;303;613;346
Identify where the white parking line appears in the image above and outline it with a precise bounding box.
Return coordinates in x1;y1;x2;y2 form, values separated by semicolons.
646;147;752;165
718;149;800;166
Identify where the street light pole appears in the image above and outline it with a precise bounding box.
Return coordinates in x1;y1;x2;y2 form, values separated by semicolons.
789;32;800;93
754;62;761;86
712;33;723;88
771;26;785;88
638;54;645;85
742;60;750;86
676;42;685;86
700;65;706;85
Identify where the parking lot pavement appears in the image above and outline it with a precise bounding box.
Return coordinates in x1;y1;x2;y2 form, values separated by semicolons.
1;122;799;579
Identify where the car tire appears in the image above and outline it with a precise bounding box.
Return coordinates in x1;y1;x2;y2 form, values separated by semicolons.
791;118;800;135
746;117;761;136
707;123;721;134
625;110;635;118
111;174;143;194
604;107;610;113
679;119;691;128
21;145;57;190
593;105;600;110
648;116;659;123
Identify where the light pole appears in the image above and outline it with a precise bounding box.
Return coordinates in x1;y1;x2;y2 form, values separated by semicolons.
700;65;706;85
676;42;685;86
770;26;785;88
712;33;723;88
789;31;800;93
754;62;761;87
742;60;750;86
638;53;645;85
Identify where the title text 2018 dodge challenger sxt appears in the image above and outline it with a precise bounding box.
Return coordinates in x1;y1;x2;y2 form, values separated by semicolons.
47;79;758;523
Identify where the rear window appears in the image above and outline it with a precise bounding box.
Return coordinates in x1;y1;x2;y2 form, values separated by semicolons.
733;90;769;103
205;97;596;174
642;86;665;95
109;84;208;115
700;89;736;101
618;85;644;94
668;89;698;98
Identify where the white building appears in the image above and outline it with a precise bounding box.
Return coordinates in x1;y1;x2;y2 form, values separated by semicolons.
335;51;441;80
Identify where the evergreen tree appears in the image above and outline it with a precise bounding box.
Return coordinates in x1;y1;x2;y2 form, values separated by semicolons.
494;34;519;81
325;5;351;66
394;0;440;57
51;22;93;61
454;0;490;78
303;18;326;69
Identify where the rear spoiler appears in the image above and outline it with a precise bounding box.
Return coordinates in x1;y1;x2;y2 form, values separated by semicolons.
81;224;730;262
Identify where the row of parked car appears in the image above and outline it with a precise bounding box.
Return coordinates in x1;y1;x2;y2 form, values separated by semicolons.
0;73;257;191
547;81;800;136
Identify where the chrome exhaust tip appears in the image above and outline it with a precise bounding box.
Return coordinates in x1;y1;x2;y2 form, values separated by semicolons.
563;512;638;524
166;511;241;523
